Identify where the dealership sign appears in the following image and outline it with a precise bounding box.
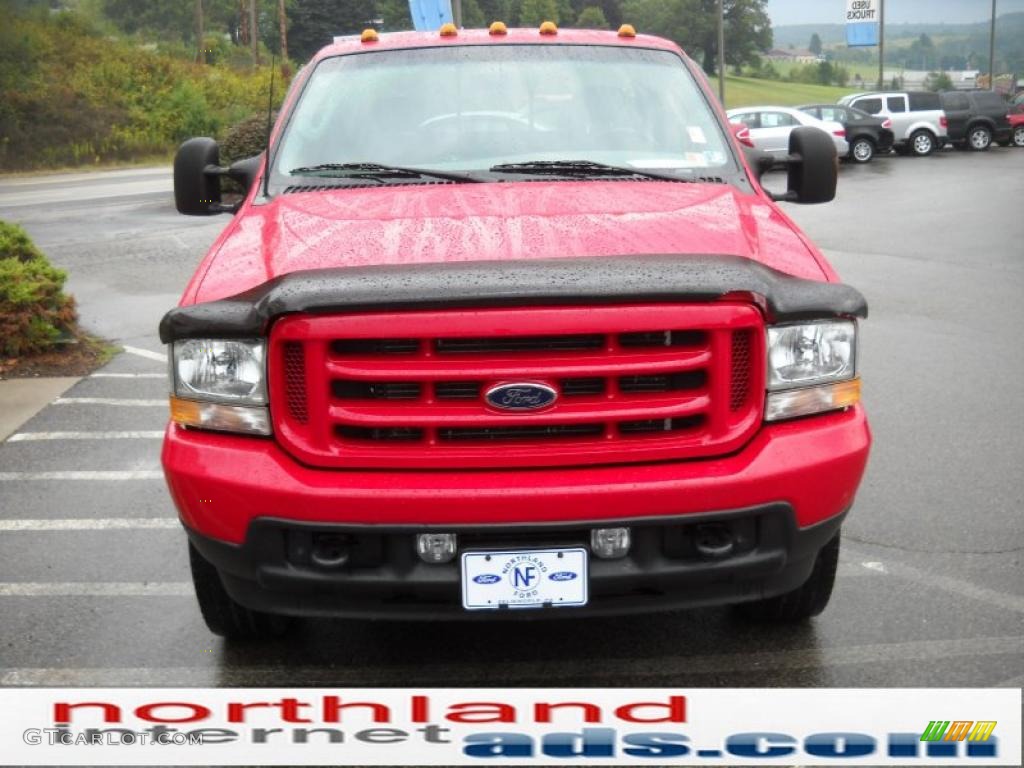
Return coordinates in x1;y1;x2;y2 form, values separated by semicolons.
0;688;1020;765
846;0;880;47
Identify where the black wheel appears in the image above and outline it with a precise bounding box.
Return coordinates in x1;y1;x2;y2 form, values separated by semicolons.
189;543;292;640
1014;125;1024;148
850;137;875;164
967;125;993;151
735;532;841;623
909;130;936;156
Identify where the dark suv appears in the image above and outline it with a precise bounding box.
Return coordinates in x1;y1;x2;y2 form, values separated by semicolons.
940;90;1011;151
798;104;895;163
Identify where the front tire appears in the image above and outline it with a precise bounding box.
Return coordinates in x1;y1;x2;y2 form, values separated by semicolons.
735;532;841;623
189;543;292;640
1014;125;1024;148
850;137;875;163
909;130;936;156
967;125;993;151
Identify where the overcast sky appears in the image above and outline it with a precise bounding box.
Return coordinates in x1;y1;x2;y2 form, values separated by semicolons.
767;0;1024;27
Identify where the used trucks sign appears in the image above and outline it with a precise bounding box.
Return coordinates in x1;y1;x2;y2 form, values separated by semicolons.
846;0;880;46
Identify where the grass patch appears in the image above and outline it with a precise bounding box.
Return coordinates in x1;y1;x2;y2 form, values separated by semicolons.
724;76;859;108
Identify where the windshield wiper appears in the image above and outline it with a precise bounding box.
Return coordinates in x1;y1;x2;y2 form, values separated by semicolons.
489;160;691;182
288;163;480;184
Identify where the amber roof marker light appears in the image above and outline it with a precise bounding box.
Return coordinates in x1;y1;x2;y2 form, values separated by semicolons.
439;22;458;37
489;21;508;35
618;24;637;38
539;20;558;35
360;28;379;43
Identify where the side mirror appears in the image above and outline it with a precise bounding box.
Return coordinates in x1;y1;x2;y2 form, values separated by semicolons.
173;137;263;216
769;127;838;205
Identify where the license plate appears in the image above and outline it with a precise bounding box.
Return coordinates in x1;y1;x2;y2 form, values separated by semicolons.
461;548;588;610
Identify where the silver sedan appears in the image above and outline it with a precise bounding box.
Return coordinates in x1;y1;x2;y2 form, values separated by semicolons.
726;105;849;157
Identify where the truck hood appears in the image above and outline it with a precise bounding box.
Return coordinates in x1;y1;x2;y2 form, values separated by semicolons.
192;180;827;304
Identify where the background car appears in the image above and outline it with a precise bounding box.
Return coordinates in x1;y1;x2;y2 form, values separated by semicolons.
1006;112;1024;147
726;106;848;158
798;104;894;163
839;91;948;157
940;90;1012;151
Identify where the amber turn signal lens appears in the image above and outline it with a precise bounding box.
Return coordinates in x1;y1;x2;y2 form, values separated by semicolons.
170;396;272;436
764;379;861;422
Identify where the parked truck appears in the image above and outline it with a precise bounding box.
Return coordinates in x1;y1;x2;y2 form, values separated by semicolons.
163;24;871;639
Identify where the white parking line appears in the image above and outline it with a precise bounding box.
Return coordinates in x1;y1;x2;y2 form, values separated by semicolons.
0;635;1020;686
54;397;166;406
0;471;163;481
849;550;1024;615
90;373;164;379
122;345;166;363
8;431;164;441
0;518;177;531
0;582;190;596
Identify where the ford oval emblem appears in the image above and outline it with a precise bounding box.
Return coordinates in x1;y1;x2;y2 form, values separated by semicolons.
473;573;501;585
485;382;558;412
549;571;578;582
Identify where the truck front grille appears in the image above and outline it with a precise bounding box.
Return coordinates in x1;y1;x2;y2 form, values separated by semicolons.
269;303;765;470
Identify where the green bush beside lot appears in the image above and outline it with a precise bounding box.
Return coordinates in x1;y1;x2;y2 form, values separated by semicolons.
0;9;278;171
0;221;77;357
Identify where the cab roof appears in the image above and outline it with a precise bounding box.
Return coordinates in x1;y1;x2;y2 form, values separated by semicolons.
312;27;684;63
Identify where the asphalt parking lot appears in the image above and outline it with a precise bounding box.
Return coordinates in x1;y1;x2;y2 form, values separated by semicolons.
0;148;1021;687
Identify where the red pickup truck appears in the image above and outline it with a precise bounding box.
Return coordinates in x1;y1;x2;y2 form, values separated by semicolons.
163;24;870;639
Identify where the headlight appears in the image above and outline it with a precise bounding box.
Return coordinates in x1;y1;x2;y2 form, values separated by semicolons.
169;339;270;436
172;339;266;404
766;321;859;422
767;321;856;391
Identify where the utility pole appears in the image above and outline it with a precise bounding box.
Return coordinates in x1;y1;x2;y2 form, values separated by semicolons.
195;0;204;64
452;0;463;27
278;0;288;64
877;0;885;89
988;0;997;90
250;0;260;66
717;0;726;103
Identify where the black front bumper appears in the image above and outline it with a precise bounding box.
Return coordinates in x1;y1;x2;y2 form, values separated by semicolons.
188;503;847;621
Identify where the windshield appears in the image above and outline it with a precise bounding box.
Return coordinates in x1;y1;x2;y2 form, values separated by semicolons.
272;44;734;187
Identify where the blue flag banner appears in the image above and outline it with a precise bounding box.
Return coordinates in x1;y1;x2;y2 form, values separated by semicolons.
409;0;454;31
846;0;879;47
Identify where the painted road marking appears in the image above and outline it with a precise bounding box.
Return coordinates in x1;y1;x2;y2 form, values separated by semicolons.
850;549;1024;615
0;519;177;531
0;635;1020;686
0;582;190;596
54;398;166;407
0;471;163;481
90;373;164;379
8;431;164;442
122;345;166;363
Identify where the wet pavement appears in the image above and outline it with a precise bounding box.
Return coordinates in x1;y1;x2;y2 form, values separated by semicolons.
0;148;1021;687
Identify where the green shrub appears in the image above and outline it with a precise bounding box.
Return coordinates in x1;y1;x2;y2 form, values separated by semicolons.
0;222;77;358
220;112;276;164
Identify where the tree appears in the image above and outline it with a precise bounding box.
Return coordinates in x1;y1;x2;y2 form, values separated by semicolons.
809;32;821;56
519;0;558;25
195;0;205;62
287;0;379;62
461;0;486;27
622;0;770;75
277;0;287;62
575;5;608;28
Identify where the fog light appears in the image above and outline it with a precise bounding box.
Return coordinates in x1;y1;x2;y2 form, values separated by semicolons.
416;533;457;564
591;527;631;559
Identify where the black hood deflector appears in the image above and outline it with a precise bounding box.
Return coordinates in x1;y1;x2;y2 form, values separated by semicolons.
159;255;867;342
